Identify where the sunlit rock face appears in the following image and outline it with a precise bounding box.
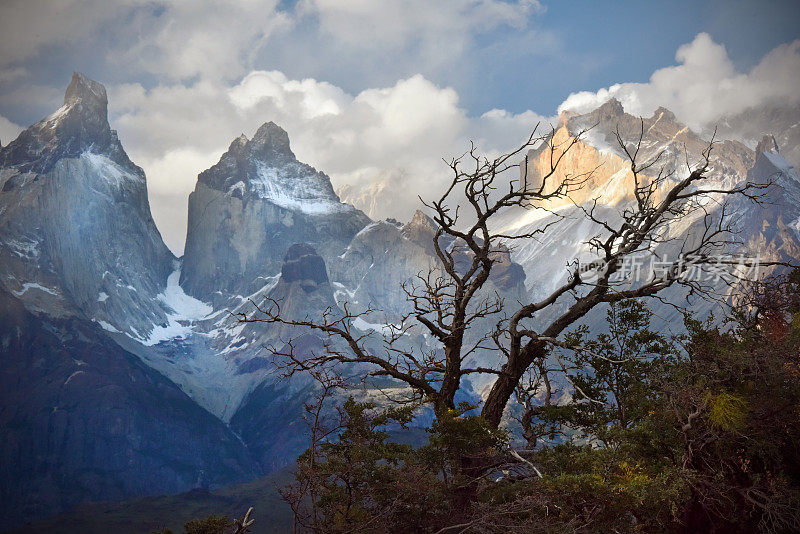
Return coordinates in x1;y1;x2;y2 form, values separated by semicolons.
520;99;754;210
495;99;800;317
0;72;175;338
180;122;371;303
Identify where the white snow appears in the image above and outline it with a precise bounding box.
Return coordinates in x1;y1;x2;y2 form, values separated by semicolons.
579;128;619;156
352;316;397;336
241;161;351;215
44;104;71;129
96;320;120;333
5;238;40;259
139;269;213;346
158;269;213;319
12;282;58;296
63;370;84;385
97;292;109;302
792;219;800;241
332;281;357;305
82;152;143;187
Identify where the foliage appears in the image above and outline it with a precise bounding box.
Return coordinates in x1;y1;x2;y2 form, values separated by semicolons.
152;514;232;534
281;272;800;532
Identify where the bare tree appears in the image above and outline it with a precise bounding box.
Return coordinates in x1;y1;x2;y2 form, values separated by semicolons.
239;121;776;429
278;368;345;532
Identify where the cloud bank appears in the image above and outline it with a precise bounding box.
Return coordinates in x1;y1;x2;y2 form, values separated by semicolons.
109;72;549;253
559;33;800;131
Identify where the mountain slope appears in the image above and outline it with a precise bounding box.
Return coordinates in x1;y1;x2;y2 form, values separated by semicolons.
0;290;258;531
0;74;260;530
495;99;800;324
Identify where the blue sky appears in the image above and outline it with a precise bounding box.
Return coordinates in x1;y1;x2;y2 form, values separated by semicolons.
0;0;798;252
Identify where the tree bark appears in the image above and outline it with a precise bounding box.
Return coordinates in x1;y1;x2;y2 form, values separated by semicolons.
481;340;546;427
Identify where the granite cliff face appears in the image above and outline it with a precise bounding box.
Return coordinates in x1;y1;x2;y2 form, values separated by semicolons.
496;99;800;314
181;123;371;302
519;99;754;211
0;72;175;337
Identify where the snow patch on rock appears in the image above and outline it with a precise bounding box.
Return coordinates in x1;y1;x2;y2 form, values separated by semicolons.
139;269;213;346
12;282;58;296
249;161;351;215
96;319;121;333
82;152;143;187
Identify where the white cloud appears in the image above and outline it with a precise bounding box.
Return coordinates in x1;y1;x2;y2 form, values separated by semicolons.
0;114;23;146
108;71;547;253
0;67;28;84
300;0;539;46
0;0;538;87
297;0;539;71
0;0;145;67
116;1;291;81
0;1;291;82
229;71;348;119
139;148;222;254
558;33;800;131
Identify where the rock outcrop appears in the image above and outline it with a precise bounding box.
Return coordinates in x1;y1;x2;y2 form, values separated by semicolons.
0;72;175;337
181;123;371;302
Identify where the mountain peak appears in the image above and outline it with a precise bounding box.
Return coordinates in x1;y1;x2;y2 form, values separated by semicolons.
250;121;293;159
64;72;108;109
756;134;780;155
402;210;438;253
228;133;249;153
652;106;676;122
597;98;625;118
0;73;133;173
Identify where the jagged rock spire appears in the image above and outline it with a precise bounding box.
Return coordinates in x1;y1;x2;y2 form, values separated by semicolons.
0;72;133;173
249;121;295;160
756;134;780;155
64;72;108;121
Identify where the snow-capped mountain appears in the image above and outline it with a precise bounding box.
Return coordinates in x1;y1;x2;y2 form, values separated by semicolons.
1;73;798;530
0;74;258;529
0;72;176;337
181;122;371;302
494;98;800;322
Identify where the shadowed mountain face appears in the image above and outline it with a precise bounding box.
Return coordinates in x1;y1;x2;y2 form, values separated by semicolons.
0;290;259;531
0;73;130;174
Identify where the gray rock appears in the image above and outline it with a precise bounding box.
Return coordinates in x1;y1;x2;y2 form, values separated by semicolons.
0;73;175;338
181;124;371;302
